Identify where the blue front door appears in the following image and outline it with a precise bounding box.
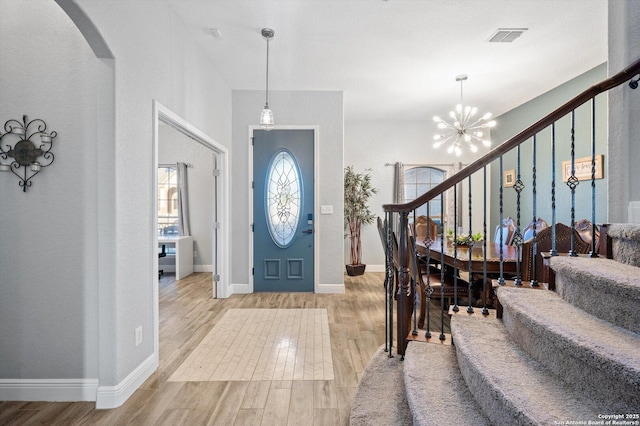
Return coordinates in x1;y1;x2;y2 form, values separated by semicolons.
253;129;314;292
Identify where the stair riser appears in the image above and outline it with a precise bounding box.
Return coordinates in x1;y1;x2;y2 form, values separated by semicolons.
501;307;640;411
555;272;640;334
454;343;537;426
611;235;640;267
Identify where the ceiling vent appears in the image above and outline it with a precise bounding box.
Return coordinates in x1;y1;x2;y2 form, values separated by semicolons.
488;28;528;43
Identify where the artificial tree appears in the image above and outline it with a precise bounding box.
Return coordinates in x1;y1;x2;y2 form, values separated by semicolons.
344;166;377;276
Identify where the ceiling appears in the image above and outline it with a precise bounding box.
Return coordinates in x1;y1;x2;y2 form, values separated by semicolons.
168;0;608;122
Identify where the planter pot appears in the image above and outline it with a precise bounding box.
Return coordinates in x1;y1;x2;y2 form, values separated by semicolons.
346;264;366;276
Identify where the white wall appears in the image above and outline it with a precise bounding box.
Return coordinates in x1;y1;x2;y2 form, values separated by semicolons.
344;121;487;268
608;0;640;222
0;0;101;385
232;90;344;292
159;125;215;271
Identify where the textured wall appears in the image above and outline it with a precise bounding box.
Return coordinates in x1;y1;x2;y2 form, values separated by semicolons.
608;1;640;222
0;0;101;380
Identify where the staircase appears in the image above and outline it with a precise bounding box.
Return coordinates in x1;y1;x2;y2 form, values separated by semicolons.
350;224;640;425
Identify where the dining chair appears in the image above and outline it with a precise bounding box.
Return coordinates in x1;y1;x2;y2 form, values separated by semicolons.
574;218;600;253
494;216;516;245
520;222;591;283
522;217;549;241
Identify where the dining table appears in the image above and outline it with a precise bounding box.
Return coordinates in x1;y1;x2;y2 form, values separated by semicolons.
416;237;520;276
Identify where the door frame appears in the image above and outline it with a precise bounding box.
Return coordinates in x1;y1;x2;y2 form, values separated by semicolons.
248;125;320;292
153;100;231;361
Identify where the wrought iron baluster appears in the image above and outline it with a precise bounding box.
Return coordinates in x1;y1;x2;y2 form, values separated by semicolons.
513;145;524;286
439;196;446;341
590;98;598;257
467;175;474;313
567;110;579;257
551;123;558;256
498;155;505;285
425;202;432;339
384;212;393;356
531;135;539;287
411;209;418;337
482;166;489;315
452;184;459;312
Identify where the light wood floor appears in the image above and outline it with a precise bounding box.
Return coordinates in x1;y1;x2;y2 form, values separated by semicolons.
0;272;450;425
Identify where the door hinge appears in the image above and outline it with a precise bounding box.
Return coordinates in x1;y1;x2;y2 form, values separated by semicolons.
251;137;255;146
213;222;221;229
213;274;221;282
251;223;254;232
252;181;254;189
213;169;220;177
252;267;254;276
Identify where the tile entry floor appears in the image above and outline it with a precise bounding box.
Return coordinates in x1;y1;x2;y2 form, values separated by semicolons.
169;308;334;382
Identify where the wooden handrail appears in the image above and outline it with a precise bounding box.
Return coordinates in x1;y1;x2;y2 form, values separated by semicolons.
383;56;640;214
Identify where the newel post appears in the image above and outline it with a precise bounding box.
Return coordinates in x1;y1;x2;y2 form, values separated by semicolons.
397;212;412;356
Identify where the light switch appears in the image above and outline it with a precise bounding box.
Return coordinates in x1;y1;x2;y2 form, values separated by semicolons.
321;205;333;214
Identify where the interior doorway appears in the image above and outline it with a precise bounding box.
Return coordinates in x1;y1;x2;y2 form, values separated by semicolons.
152;101;230;362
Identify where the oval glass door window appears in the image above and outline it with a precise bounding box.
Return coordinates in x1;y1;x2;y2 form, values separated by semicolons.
265;149;303;247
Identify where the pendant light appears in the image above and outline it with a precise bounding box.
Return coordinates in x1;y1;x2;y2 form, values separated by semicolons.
432;75;496;156
260;28;275;131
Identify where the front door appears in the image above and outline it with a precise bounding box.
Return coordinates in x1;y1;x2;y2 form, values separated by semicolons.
253;129;314;292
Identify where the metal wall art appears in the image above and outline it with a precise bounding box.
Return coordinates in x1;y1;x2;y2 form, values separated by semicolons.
0;115;56;192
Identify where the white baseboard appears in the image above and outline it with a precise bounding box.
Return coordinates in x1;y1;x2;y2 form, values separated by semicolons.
194;264;213;272
95;353;157;409
0;378;99;402
229;283;252;295
365;264;385;272
316;283;345;294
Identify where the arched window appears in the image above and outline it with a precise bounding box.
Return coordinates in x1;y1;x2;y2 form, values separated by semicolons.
404;166;445;229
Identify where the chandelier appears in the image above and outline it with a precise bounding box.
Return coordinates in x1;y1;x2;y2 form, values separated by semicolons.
260;28;275;131
432;75;496;156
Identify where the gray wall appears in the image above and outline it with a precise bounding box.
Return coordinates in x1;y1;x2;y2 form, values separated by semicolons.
159;125;215;271
232;90;344;291
608;1;640;222
490;63;608;231
0;0;101;380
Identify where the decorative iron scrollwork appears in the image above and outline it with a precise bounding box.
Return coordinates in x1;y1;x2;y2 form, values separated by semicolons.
0;115;56;192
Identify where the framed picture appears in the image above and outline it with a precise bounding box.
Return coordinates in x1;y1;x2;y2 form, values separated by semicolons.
503;169;516;188
562;154;604;182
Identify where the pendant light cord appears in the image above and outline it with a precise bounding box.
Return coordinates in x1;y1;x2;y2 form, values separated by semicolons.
265;35;270;107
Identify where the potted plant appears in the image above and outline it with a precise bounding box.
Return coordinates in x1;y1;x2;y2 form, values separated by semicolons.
344;166;377;276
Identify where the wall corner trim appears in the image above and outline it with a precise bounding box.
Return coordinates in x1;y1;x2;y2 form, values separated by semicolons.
0;378;99;402
95;354;157;409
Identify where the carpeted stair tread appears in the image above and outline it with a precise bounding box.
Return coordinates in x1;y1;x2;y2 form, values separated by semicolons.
349;345;412;426
497;286;640;410
404;342;490;426
549;256;640;333
451;314;605;425
598;224;640;267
